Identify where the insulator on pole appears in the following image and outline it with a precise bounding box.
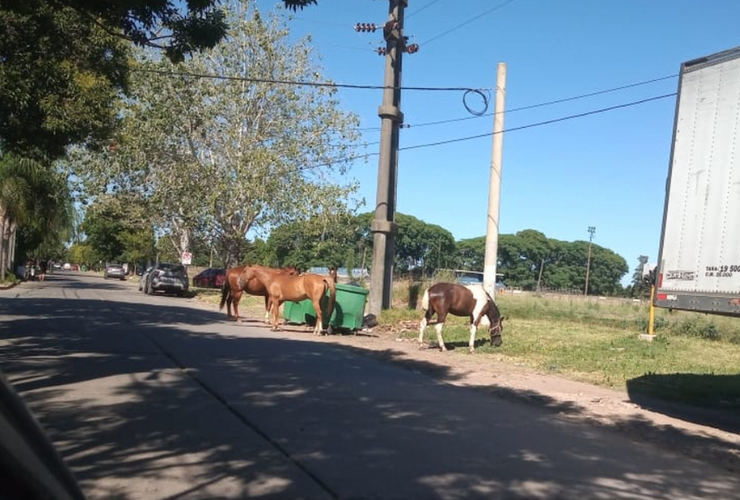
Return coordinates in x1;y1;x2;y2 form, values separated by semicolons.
405;43;419;54
354;22;378;32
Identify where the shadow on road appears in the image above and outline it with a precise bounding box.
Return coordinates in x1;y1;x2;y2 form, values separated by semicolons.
1;290;739;499
626;373;740;434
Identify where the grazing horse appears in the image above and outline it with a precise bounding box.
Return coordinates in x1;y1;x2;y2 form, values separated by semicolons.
419;282;504;353
255;267;337;335
219;264;298;322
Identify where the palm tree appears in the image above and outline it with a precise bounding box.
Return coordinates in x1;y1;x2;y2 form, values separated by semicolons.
0;154;72;281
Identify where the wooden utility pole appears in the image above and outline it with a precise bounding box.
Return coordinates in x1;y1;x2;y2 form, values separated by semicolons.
536;258;544;292
584;225;596;295
483;63;507;297
367;0;407;316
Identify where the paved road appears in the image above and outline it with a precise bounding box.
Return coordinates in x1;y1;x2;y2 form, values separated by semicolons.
1;272;738;500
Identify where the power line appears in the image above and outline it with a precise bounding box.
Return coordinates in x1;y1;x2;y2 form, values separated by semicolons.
406;0;444;19
131;67;486;92
306;93;676;169
399;93;676;151
421;0;520;46
357;73;678;131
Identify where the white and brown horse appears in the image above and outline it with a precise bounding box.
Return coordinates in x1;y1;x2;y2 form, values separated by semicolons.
419;282;504;353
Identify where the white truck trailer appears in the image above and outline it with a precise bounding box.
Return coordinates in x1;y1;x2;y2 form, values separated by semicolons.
655;46;740;315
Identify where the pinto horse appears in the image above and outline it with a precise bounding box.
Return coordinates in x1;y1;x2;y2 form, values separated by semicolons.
219;264;298;322
419;282;504;353
251;267;337;335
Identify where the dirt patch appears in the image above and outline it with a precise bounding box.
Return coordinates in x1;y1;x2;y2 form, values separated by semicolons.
224;300;740;473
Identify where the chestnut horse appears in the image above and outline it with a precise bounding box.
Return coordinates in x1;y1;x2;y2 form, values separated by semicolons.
219;264;298;322
246;266;337;335
419;282;504;353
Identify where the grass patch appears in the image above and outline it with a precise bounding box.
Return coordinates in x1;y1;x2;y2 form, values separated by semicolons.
386;280;740;411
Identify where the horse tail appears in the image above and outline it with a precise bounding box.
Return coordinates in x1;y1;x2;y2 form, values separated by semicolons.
324;278;337;322
219;276;230;311
421;288;430;311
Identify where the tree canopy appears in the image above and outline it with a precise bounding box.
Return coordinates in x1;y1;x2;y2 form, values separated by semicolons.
0;0;317;160
67;1;361;266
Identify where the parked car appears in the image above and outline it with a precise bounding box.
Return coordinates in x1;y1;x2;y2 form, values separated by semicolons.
457;275;506;293
192;268;226;289
139;263;189;296
103;264;126;280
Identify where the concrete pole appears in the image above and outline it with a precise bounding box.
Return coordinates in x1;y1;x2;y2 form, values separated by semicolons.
483;62;507;297
584;225;596;295
367;0;406;316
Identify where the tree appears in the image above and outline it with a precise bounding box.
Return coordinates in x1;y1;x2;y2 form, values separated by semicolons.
81;195;156;266
267;212;360;270
68;1;361;266
66;242;97;268
392;213;456;274
495;230;628;294
350;212;455;275
0;0;322;160
629;255;655;298
0;155;40;279
0;154;73;280
283;0;318;9
455;237;485;270
0;3;130;159
497;230;552;290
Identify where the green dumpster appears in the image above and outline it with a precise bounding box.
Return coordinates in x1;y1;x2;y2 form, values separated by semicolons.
283;299;317;325
283;283;369;331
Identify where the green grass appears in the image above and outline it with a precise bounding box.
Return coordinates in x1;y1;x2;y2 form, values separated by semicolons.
388;282;740;411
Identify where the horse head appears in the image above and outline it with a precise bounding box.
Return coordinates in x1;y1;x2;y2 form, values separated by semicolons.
485;296;504;347
489;314;504;347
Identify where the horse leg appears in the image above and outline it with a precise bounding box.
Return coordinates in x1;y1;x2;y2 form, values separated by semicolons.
434;310;449;351
224;289;233;319
270;298;281;331
418;309;434;348
233;290;242;322
263;295;271;323
311;298;323;335
468;322;478;353
434;322;447;351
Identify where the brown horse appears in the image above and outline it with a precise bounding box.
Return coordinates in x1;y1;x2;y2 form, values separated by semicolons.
219;264;298;322
252;267;337;335
419;282;504;353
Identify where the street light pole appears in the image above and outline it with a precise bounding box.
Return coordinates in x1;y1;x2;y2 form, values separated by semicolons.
584;226;596;296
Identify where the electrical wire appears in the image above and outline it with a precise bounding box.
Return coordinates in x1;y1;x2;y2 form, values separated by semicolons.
131;67;487;92
406;0;444;19
420;0;520;46
399;93;676;151
357;73;678;131
301;93;677;170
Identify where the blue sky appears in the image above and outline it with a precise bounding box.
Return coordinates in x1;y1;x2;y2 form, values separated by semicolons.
256;0;740;285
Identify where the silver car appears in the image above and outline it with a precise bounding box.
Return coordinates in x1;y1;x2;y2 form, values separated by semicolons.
139;263;189;296
103;264;126;280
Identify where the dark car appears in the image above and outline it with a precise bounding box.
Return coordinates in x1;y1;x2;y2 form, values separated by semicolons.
103;264;126;280
192;268;226;289
138;262;189;296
